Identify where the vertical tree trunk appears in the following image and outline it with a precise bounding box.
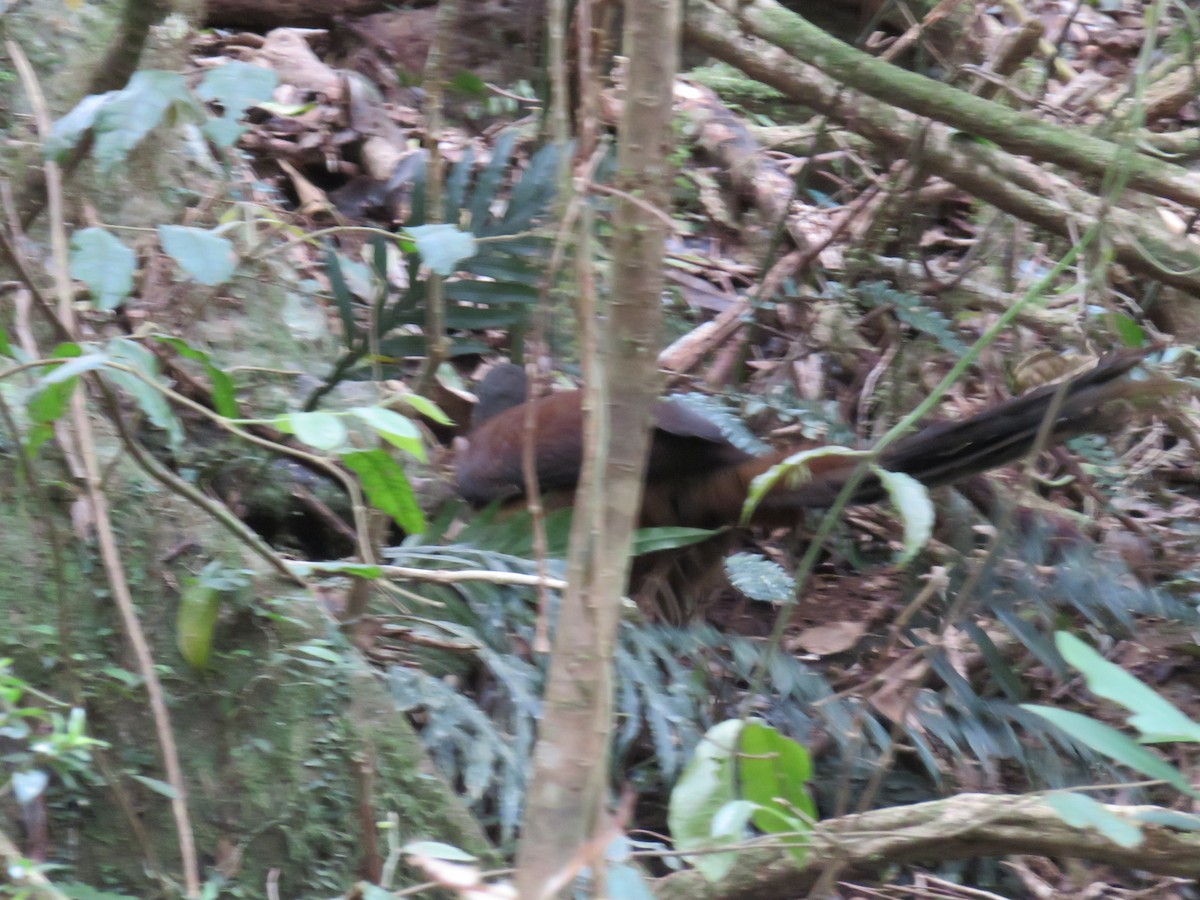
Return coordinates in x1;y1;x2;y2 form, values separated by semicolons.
514;0;681;896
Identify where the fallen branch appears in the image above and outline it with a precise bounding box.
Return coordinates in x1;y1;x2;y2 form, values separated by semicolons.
655;792;1200;900
684;0;1200;296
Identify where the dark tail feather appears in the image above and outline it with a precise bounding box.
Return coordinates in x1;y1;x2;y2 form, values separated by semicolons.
747;349;1159;519
880;350;1153;488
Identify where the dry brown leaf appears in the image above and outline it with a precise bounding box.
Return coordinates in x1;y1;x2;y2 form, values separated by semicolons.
793;620;867;656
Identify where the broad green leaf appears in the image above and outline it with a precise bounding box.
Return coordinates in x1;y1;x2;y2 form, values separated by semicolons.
1055;632;1200;743
408;223;477;276
342;448;426;534
159;225;237;286
176;580;221;670
28;344;86;427
0;322;11;358
45;91;115;162
395;391;453;425
107;338;183;450
738;721;815;865
197;61;278;148
725;553;794;603
668;719;744;882
203;117;244;148
41;352;109;384
285;411;348;451
743;446;867;524
151;334;238;417
1044;792;1143;848
92;71;198;173
1021;705;1197;796
710;799;756;838
871;466;934;566
69;227;136;310
352;406;427;461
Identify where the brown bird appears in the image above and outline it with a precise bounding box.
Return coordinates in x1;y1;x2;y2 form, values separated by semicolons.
458;353;1151;520
455;352;1157;616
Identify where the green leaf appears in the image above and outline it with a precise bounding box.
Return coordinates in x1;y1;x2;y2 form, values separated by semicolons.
28;344;86;427
196;61;278;148
444;146;475;217
497;141;563;234
467;128;518;227
858;281;965;354
668;719;744;882
325;248;358;349
159;225;237;286
106;338;183;450
1107;312;1146;347
0;322;11;358
871;466;934;566
743;446;867;524
738;721;815;865
633;526;719;555
725;552;795;603
176;580;221;670
91;71;198;173
408;223;477;276
1055;632;1200;743
351;406;427;461
394;391;453;425
151;334;238;417
449;71;488;98
710;799;756;839
130;774;180;800
45;91;116;162
202;116;244;148
69;227;136;310
285;411;348;451
1021;705;1198;796
342;448;426;533
294;643;344;664
289;560;383;579
1044;792;1143;848
41;352;110;384
444;278;538;305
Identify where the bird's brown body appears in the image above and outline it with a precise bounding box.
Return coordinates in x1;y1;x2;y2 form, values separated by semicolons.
456;353;1150;531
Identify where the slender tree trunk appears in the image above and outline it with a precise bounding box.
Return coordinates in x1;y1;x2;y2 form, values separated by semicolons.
514;1;681;896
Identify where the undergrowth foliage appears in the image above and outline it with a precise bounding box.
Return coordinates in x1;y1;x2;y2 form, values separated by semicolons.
382;513;1197;843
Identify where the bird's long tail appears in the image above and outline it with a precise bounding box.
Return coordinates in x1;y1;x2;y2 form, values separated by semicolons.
715;349;1161;526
